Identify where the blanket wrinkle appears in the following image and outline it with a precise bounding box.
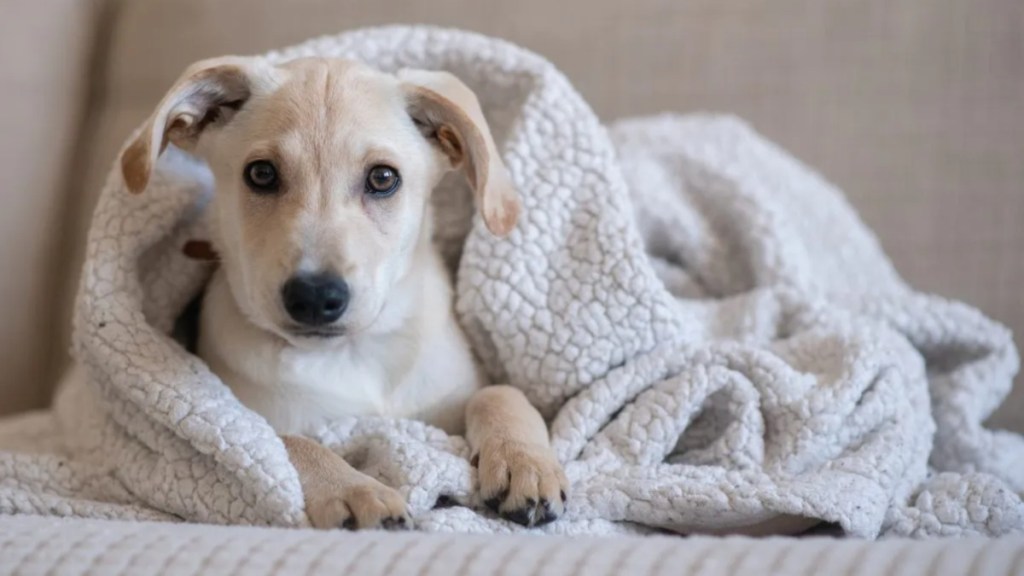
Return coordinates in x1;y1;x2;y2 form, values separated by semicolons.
0;25;1020;538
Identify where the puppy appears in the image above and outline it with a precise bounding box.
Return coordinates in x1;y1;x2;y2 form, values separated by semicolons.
120;56;567;530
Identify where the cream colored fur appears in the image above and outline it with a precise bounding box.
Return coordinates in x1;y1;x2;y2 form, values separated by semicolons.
120;56;567;530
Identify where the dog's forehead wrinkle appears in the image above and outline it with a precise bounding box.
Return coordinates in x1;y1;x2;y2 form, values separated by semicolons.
259;63;397;188
253;59;413;159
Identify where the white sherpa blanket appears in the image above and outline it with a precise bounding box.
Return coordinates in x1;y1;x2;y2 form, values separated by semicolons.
1;26;1022;539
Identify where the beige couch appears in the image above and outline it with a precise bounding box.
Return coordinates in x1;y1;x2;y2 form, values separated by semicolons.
3;0;1024;488
2;0;1022;432
1;2;1023;574
6;0;1024;467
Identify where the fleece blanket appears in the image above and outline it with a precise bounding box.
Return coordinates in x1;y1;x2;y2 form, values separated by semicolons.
0;26;1022;539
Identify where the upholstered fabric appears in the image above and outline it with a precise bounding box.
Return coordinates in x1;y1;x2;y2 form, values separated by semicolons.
0;0;102;414
0;2;1021;572
48;0;1024;430
2;516;1022;576
0;0;1021;429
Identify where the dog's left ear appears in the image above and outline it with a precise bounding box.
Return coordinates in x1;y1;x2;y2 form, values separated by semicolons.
399;69;520;237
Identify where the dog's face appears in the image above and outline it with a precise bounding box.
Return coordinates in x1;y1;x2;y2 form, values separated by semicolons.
121;57;518;344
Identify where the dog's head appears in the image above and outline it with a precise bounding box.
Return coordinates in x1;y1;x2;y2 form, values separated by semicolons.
122;56;518;343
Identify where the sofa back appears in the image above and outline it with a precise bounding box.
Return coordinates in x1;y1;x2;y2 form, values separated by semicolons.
3;0;1022;429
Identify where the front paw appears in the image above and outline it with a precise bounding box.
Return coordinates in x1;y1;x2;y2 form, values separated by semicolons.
475;439;568;527
306;481;411;531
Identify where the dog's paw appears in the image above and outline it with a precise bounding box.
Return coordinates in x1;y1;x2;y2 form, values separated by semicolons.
306;481;411;531
476;438;568;527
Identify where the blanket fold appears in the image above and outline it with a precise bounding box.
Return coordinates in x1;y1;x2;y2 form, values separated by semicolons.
0;25;1020;538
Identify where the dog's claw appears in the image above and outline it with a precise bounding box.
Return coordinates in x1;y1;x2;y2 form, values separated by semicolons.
537;500;559;527
476;438;568;528
484;488;508;514
503;506;536;527
381;515;410;531
499;498;560;528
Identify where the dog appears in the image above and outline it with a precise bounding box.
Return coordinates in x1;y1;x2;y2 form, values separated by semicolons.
120;56;567;530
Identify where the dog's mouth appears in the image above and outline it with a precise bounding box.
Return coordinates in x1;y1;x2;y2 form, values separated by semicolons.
287;327;347;340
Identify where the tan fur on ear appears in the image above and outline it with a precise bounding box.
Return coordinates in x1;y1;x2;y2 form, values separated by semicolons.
399;70;520;236
120;57;260;194
120;136;154;195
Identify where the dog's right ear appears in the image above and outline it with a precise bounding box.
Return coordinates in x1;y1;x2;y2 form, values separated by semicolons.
120;56;267;194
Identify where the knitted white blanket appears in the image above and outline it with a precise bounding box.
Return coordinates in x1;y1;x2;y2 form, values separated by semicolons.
1;26;1021;538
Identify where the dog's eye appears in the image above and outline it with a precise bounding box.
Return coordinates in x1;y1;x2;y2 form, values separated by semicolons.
244;160;280;193
365;165;401;197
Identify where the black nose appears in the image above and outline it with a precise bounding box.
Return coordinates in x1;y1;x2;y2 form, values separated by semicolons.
281;273;350;327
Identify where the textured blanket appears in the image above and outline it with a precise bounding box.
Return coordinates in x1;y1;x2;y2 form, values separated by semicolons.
0;26;1021;539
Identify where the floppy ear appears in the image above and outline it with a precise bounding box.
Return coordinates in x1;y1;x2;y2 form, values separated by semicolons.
398;69;520;237
120;56;264;194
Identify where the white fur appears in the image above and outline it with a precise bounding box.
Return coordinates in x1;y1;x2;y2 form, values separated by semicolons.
198;230;482;436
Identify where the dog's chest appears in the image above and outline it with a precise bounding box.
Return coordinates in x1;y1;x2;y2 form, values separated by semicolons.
199;285;482;436
291;342;447;419
218;337;478;436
